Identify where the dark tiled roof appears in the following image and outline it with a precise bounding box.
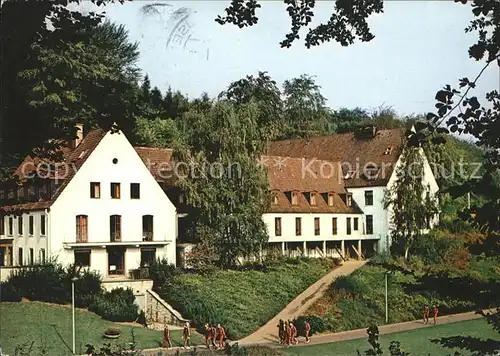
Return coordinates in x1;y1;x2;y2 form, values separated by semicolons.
267;128;404;187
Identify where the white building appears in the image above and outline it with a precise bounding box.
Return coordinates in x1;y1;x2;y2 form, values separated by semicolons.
267;126;439;253
0;125;177;281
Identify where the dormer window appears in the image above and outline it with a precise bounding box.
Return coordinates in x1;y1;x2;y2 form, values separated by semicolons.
347;193;352;207
364;164;379;180
291;191;298;206
344;170;356;180
384;146;393;155
309;192;317;206
272;193;279;205
179;193;184;204
328;193;334;206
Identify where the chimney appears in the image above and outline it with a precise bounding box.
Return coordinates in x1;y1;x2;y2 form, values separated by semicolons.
70;123;84;148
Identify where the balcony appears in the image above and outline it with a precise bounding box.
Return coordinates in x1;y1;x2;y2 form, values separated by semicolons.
128;267;150;280
142;232;153;242
110;232;121;242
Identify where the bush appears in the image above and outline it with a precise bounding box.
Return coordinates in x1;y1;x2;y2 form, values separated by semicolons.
104;327;121;335
293;315;326;336
411;232;465;265
88;288;138;322
148;258;181;288
0;281;22;302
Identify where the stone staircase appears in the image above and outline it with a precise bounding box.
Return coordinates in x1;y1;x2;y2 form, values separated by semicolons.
145;289;190;328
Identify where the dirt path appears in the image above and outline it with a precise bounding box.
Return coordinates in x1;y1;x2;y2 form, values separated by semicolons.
238;260;368;345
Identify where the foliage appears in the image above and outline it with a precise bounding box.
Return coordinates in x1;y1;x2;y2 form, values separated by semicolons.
1;262;101;306
148;258;182;289
410;231;468;267
88;288;139;322
293;315;326;336
175;101;270;267
383;146;440;260
104;327;121;336
155;258;332;339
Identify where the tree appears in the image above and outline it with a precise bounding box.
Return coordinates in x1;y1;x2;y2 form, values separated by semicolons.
282;74;331;139
175;101;269;267
384;145;440;260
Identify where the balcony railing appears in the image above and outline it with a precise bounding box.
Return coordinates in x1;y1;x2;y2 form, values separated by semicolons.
128;267;150;280
142;232;153;242
110;232;121;242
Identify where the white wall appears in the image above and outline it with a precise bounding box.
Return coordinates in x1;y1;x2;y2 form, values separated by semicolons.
263;212;365;243
1;211;49;266
347;186;389;250
49;130;177;276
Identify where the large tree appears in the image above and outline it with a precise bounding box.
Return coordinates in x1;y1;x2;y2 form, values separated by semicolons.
175;100;269;267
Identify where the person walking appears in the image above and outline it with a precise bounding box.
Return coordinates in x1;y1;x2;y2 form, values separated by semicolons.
204;324;212;349
433;305;439;325
290;322;298;345
284;322;291;347
304;320;311;343
423;304;430;324
183;322;191;349
278;319;284;344
163;324;172;349
217;323;226;349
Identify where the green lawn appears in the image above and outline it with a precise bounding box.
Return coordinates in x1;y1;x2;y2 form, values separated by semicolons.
0;302;203;356
282;318;499;356
158;258;333;339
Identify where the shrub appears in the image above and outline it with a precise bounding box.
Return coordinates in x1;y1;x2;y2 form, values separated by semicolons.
0;281;22;302
104;327;121;335
88;288;138;322
411;232;465;265
293;315;326;336
148;258;181;288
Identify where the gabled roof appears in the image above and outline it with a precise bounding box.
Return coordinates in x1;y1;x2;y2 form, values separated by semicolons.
267;128;405;187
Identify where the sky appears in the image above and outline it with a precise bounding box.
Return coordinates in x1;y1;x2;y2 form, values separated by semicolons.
78;0;499;117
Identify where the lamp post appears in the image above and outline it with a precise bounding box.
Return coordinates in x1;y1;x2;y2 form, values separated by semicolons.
385;271;393;324
71;277;78;354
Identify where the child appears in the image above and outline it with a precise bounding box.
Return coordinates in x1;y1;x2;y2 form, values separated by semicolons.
433;305;439;325
183;322;191;349
217;324;226;349
163;324;172;349
423;305;430;324
210;324;217;349
304;320;311;343
204;324;212;349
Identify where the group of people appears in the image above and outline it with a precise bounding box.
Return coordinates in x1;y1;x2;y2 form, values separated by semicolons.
424;304;439;325
162;322;192;350
277;319;311;347
204;323;227;350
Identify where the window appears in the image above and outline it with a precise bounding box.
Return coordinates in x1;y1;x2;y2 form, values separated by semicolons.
130;183;140;199
29;248;34;265
18;248;23;266
346;217;352;235
18;216;23;235
179;193;185;204
291;191;298;205
310;192;317;206
74;250;91;266
365;190;374;206
140;248;156;267
0;217;4;235
366;215;374;235
295;217;302;236
28;215;34;236
347;194;352;207
272;193;278;205
142;215;153;241
40;249;46;263
111;183;120;199
314;217;320;236
76;215;88;242
275;217;282;236
8;217;13;236
40;215;46;235
354;217;359;231
90;182;100;199
332;218;338;235
7;247;13;266
328;193;334;206
110;215;121;241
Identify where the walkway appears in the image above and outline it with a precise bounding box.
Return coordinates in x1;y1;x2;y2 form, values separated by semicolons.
238;259;368;345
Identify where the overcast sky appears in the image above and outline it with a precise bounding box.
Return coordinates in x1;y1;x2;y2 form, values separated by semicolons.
78;0;499;117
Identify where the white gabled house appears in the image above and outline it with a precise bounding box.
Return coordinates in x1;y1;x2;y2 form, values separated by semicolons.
0;124;177;281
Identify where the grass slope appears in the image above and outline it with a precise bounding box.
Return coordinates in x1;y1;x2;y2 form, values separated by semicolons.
283;318;499;356
158;258;333;339
0;302;203;356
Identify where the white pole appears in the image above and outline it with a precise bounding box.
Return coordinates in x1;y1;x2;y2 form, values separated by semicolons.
468;192;471;209
72;280;76;354
385;273;388;324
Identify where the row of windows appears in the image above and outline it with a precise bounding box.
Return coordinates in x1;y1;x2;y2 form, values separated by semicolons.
272;190;374;207
274;216;374;236
73;249;156;268
75;214;154;242
90;182;141;199
13;247;46;266
0;215;46;237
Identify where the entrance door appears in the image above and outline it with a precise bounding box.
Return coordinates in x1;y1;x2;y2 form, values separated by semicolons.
107;247;125;275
